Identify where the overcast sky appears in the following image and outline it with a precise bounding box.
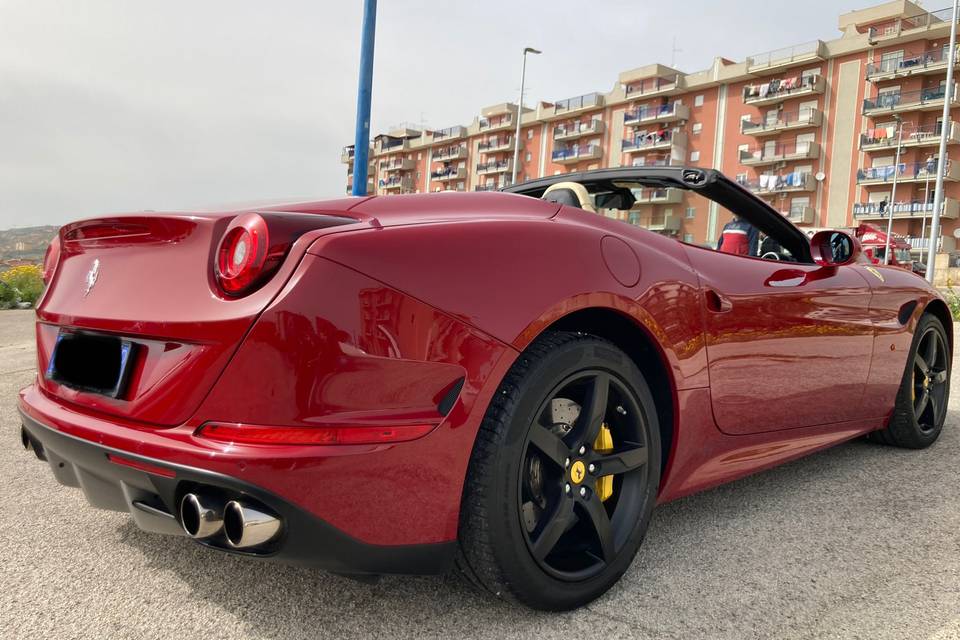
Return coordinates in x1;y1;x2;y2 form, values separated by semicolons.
0;0;886;228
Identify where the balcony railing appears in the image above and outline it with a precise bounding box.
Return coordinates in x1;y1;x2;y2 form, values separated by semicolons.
743;75;825;106
433;145;467;161
737;172;815;194
630;154;675;167
553;120;605;140
379;138;409;152
741;109;823;136
739;141;820;166
379;158;414;172
853;198;960;220
624;102;690;126
430;167;465;181
341;146;355;163
863;85;957;114
631;188;683;205
552;144;603;164
622;130;687;153
478;137;514;153
379;176;413;191
624;75;683;98
857;160;959;184
432;126;465;141
476;160;513;175
474;184;498;192
554;92;603;113
783;205;815;225
479;115;513;131
746;40;825;73
860;121;960;150
867;46;957;80
868;7;959;43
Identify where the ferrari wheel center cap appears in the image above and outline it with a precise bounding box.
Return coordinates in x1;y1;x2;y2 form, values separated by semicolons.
570;460;586;485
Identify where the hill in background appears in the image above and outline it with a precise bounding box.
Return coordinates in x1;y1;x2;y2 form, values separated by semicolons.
0;226;58;267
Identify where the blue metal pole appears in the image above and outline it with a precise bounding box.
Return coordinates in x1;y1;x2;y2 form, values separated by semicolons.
351;0;377;196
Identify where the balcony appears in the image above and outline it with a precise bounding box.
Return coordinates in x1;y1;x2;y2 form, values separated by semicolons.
645;215;682;234
341;146;355;164
743;75;826;107
379;158;414;172
553;92;604;116
476;160;513;175
622;130;688;155
857;160;960;185
739;141;820;167
433;145;468;161
622;73;685;99
624;102;690;126
431;167;466;181
478;114;513;133
629;154;675;168
863;85;958;116
746;40;827;74
867;7;958;44
552;144;603;165
631;188;683;205
904;235;957;254
554;120;605;141
379;176;413;192
741;109;823;137
783;205;816;225
852;198;960;221
738;172;816;195
861;121;960;151
478;137;515;153
474;184;498;192
432;126;466;141
378;138;410;153
867;46;958;82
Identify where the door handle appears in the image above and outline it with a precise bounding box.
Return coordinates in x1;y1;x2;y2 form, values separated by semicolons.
704;288;732;313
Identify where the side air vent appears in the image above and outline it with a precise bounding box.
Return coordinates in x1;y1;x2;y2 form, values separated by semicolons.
682;170;706;186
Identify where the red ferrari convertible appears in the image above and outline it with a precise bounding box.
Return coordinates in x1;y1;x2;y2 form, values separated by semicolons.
19;167;951;610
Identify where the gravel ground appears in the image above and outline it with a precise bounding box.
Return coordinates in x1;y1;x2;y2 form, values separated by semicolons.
1;308;958;639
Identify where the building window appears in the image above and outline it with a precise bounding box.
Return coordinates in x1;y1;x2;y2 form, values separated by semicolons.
683;233;695;243
685;207;696;219
689;151;700;162
694;95;704;107
417;153;422;160
526;152;532;162
416;172;421;180
527;129;534;140
692;123;703;134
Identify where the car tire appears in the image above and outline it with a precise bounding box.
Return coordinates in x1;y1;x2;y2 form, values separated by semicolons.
871;313;951;449
456;331;661;610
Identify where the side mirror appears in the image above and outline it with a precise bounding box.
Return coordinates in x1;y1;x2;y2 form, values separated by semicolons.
810;230;861;267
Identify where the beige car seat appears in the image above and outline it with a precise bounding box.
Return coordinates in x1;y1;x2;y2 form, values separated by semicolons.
542;181;596;213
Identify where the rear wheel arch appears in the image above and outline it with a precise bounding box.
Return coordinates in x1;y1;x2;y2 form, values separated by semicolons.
923;298;953;352
532;307;676;483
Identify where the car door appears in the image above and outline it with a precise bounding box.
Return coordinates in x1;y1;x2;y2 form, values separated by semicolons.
683;245;876;435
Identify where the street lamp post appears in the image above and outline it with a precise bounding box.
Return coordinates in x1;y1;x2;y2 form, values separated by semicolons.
351;0;378;197
511;47;541;185
926;0;960;282
882;116;904;265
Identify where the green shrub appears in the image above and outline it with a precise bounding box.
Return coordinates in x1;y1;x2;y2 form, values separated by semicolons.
945;287;960;322
0;281;19;309
0;265;44;306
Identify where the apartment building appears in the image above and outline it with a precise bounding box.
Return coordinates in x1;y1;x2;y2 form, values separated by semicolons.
342;0;960;260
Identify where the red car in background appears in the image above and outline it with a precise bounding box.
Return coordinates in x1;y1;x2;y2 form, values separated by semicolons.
18;167;952;610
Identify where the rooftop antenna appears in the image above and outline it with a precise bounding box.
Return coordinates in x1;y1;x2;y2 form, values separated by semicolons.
671;36;682;68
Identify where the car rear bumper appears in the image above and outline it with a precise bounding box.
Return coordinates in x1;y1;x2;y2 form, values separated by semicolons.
18;403;456;576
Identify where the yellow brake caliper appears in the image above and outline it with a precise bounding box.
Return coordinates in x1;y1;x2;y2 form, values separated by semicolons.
594;423;614;502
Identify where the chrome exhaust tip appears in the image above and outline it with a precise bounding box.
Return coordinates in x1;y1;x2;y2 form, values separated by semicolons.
223;500;281;549
179;493;225;539
20;427;32;452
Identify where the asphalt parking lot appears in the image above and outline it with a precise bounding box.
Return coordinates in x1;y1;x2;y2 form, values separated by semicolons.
1;309;958;639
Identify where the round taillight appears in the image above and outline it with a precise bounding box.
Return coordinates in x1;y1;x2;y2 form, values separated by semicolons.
42;234;61;284
215;213;269;295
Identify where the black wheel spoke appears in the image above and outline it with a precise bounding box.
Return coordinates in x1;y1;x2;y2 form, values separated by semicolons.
929;393;942;425
528;425;569;468
924;333;939;368
578;373;609;445
531;498;574;561
931;368;948;385
915;389;930;419
581;498;615;564
593;444;648;476
915;353;930;376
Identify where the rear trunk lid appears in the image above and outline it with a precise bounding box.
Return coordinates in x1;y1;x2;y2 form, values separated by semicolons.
37;206;360;426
